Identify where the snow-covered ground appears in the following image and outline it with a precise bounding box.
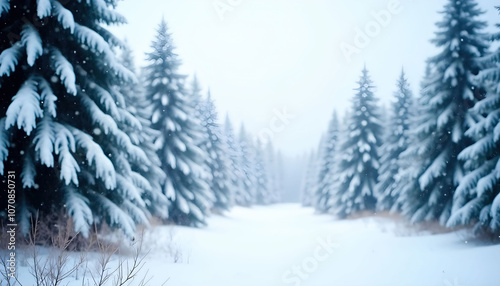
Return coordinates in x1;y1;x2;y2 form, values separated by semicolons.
144;204;500;286
14;204;500;286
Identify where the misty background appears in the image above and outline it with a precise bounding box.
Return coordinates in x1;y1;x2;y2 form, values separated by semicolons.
109;0;499;201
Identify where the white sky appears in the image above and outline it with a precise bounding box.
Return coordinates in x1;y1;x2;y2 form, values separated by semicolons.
109;0;499;156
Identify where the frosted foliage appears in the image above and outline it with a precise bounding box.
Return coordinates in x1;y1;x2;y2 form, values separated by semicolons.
21;24;43;66
34;116;55;167
53;1;75;32
93;0;127;24
82;95;118;135
130;171;152;192
97;194;135;238
89;82;120;119
122;200;149;225
64;186;93;237
176;194;190;214
419;148;449;190
5;77;43;135
37;77;57;117
52;49;77;95
53;123;80;185
74;24;135;83
0;118;10;175
74;24;108;53
0;0;9;14
116;174;144;206
21;153;36;188
36;0;51;18
0;43;22;76
72;128;116;189
164;179;175;199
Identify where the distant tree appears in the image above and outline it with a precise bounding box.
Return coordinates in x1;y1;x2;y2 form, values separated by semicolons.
199;92;233;211
314;111;339;213
238;125;257;204
224;115;250;205
264;142;282;204
301;151;318;207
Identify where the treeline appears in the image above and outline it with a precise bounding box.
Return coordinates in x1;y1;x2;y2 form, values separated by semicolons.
0;1;282;238
302;0;500;237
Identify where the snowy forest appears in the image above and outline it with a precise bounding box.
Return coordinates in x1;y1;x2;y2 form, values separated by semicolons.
1;0;500;285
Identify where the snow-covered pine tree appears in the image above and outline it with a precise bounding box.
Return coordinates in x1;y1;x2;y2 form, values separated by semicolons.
314;111;339;213
199;92;233;212
301;150;318;207
144;18;213;226
253;140;272;205
118;41;168;220
264;142;281;204
330;67;383;218
395;0;488;225
238;124;257;204
375;69;413;211
0;0;157;237
189;74;204;119
448;6;500;234
224;115;250;206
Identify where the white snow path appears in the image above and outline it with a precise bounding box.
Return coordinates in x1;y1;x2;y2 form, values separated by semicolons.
144;204;500;286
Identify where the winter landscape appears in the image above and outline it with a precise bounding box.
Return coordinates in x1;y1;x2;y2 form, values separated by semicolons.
1;0;500;285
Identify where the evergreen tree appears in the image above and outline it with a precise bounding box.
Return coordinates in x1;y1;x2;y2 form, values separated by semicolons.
375;69;413;211
253;140;272;205
448;6;500;234
301;151;318;207
395;0;488;225
189;74;204;119
314;111;339;213
199;92;233;211
330;67;383;218
144;19;213;226
118;42;168;220
265;142;282;204
238;125;257;204
224;115;250;206
0;0;155;237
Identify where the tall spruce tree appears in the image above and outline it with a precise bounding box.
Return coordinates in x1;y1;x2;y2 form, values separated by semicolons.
395;0;488;225
199;92;233;211
448;6;500;234
144;19;213;226
314;111;339;213
330;67;383;218
375;69;413;211
0;0;156;237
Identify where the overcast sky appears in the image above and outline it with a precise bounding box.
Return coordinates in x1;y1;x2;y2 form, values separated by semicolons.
109;0;499;156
